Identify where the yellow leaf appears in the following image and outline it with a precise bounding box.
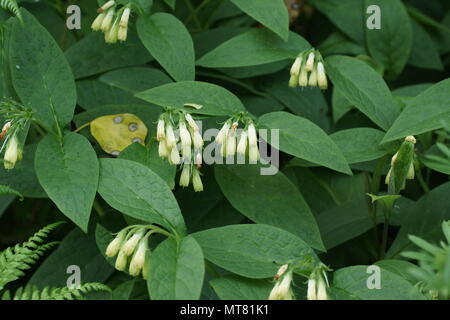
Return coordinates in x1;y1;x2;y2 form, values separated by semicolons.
90;113;148;155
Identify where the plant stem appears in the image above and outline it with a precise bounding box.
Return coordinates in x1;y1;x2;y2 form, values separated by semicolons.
417;168;430;193
73;122;91;133
369;155;388;244
185;0;211;25
183;0;202;29
379;205;392;260
93;199;105;217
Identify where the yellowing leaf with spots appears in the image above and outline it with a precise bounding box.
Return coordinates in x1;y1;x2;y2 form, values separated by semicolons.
90;114;148;156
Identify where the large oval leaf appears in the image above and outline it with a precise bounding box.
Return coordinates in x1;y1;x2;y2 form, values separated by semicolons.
192;224;317;279
365;0;413;79
10;9;76;132
325;55;399;131
215;164;324;251
137;13;195;81
258;111;352;175
230;0;289;41
135;81;245;116
382;79;450;143
97;158;186;236
147;236;204;300
35;133;99;232
196;28;311;68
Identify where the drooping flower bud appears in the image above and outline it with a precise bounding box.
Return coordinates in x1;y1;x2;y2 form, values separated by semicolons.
289;75;299;88
158;140;169;158
182;145;191;161
305;52;315;72
156;119;165;141
192;168;203;192
117;8;130;42
122;229;145;256
231;121;239;132
237;131;248;155
179;122;192;149
274;264;288;281
165;124;177;149
317;62;328;90
98;0;115;13
129;238;148;276
195;152;202;168
290;56;302;77
316;278;328;300
100;8;115;32
308;67;318;87
4;134;19;170
105;230;127;257
385;136;416;193
179;164;190;187
247;123;257;147
226;131;236;157
142;251;150;280
215;122;230;145
268;272;294;300
169;146;181;165
407;163;415;180
299;67;308;87
115;248;128;271
105;18;120;43
185;113;199;131
249;144;260;162
307;279;317;300
192;130;203;149
91;12;107;31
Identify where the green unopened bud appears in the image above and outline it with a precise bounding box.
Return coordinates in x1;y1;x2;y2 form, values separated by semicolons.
192;168;203;192
307;279;317;300
386;136;416;193
179;164;190;187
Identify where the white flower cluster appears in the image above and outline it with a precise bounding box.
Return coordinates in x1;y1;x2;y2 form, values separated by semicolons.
215;118;260;162
105;226;152;278
307;266;330;300
91;1;131;44
289;49;328;90
268;264;294;300
157;112;204;192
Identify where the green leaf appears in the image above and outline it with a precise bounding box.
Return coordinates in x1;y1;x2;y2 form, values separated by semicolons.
118;141;176;190
97;158;186;236
310;0;364;44
10;9;76;132
365;0;413;79
332;265;425;300
230;0;289;41
325;55;399;131
258;111;352;175
137;13;195;82
192;224;317;279
99;67;173;94
408;19;444;71
65;32;152;79
0;185;23;200
0;144;46;198
35;133;99;232
28;228;114;288
374;260;421;284
196;28;311;68
210;275;273;300
215;164;324;251
382;79;450;143
135;81;245;116
387;182;450;258
330;128;388;163
147;236;204;300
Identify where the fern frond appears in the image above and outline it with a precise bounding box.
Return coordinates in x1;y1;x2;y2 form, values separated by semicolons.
2;283;111;300
0;221;65;290
0;0;22;22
